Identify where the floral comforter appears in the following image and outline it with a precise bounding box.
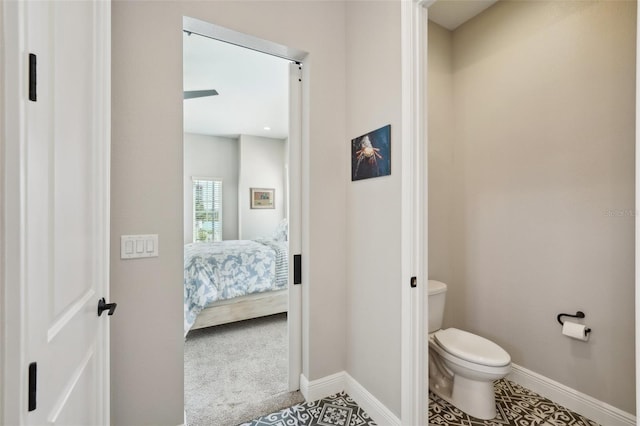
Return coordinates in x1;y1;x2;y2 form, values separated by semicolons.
184;238;288;336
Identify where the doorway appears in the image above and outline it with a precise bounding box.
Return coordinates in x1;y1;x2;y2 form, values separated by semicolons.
181;17;306;425
424;1;637;424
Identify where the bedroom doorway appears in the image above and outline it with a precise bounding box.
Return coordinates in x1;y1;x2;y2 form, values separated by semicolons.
181;17;306;425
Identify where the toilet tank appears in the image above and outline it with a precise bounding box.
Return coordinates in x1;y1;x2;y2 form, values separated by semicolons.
428;280;447;333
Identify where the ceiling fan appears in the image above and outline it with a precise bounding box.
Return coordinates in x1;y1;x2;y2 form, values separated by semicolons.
183;89;219;99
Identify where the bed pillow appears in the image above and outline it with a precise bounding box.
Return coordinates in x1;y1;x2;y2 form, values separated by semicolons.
271;219;288;242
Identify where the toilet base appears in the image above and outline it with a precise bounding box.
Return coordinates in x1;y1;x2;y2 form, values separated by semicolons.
427;332;508;421
450;375;497;420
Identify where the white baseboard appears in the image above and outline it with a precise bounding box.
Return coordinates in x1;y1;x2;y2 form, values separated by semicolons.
204;366;634;426
300;371;400;426
344;373;401;426
299;371;345;402
508;363;636;426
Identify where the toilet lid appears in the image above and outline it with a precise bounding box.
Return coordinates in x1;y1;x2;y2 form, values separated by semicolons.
434;328;510;367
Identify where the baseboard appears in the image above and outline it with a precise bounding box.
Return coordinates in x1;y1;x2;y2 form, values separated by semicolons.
299;371;345;402
344;373;401;426
508;363;636;426
300;371;400;426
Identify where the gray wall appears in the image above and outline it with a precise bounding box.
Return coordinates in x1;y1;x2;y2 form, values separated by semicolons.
345;0;403;417
112;1;348;424
183;133;239;243
428;1;636;414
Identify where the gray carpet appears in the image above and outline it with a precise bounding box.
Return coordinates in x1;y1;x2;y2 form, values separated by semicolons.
184;313;304;426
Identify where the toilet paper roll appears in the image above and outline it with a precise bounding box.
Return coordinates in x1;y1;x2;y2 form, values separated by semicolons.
562;321;589;341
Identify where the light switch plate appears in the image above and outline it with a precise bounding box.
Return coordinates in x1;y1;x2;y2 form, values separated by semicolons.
121;234;159;259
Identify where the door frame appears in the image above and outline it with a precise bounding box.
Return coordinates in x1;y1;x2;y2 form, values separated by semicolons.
1;1;24;423
182;16;308;392
1;0;112;423
409;2;640;424
400;1;433;425
287;61;304;391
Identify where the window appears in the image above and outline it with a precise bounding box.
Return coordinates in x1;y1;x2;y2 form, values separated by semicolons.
192;177;222;242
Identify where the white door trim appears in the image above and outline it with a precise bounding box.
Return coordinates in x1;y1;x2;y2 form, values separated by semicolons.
400;1;432;424
2;1;27;423
288;61;303;391
182;16;309;392
94;3;112;421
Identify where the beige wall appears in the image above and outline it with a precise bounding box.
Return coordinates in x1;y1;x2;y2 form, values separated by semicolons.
427;22;454;287
345;0;403;417
112;1;348;424
0;1;5;420
429;0;636;414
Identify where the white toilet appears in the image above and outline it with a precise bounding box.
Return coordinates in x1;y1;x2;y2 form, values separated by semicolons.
428;280;511;420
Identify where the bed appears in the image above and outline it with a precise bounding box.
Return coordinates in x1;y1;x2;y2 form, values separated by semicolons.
183;237;288;336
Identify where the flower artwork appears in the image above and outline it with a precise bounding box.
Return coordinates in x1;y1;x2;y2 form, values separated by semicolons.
351;124;391;181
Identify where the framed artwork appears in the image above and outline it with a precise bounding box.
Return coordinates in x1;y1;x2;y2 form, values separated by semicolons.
351;124;391;181
250;188;275;209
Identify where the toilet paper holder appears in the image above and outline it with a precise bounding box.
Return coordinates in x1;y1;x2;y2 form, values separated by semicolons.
557;311;591;334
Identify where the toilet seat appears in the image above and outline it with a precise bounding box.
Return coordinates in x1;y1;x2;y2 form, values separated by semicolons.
434;328;510;367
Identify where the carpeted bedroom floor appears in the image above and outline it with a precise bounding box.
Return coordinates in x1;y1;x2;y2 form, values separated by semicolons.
184;313;304;426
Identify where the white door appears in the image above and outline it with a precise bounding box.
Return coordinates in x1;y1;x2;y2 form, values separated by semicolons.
3;0;111;424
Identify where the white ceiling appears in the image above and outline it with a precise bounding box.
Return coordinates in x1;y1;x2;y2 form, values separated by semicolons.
428;0;499;31
183;32;290;139
183;1;497;139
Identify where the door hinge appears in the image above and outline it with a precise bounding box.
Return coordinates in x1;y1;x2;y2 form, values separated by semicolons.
295;61;302;82
293;254;302;285
28;362;37;412
97;298;117;316
410;276;417;288
29;53;37;102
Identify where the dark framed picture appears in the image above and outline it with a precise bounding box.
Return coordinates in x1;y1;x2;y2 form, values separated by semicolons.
250;188;275;209
351;124;391;181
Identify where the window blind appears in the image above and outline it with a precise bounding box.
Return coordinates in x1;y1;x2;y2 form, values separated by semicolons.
193;178;222;242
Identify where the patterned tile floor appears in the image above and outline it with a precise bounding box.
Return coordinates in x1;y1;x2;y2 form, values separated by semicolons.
429;379;600;426
240;392;377;426
242;379;600;426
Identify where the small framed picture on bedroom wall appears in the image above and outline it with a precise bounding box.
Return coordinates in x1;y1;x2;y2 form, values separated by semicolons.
250;188;275;209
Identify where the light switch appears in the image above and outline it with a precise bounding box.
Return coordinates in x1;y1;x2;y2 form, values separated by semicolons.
121;234;159;259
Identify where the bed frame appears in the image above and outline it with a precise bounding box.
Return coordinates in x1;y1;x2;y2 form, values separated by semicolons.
190;289;288;330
